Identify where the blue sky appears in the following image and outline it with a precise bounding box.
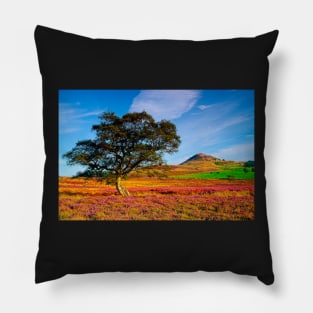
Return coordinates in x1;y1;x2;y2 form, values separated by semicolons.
59;89;254;176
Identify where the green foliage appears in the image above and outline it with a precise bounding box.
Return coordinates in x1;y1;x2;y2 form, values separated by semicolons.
227;174;236;180
243;160;254;173
244;160;255;167
214;161;224;166
63;111;181;181
74;169;112;183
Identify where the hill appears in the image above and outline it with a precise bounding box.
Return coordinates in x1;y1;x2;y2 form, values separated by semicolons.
128;153;254;179
180;153;220;164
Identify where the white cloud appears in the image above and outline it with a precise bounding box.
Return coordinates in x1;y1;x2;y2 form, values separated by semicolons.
60;127;81;134
59;108;105;125
213;115;252;133
198;104;213;110
73;110;104;119
59;108;76;115
213;142;254;161
178;114;252;145
129;90;201;120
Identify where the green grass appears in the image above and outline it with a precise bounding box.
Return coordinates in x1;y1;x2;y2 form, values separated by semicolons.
173;166;254;180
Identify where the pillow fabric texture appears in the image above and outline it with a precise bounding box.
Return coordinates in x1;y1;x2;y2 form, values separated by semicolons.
34;25;278;284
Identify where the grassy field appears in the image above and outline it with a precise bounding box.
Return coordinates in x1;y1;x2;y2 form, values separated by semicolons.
59;155;255;221
59;177;254;221
173;166;254;180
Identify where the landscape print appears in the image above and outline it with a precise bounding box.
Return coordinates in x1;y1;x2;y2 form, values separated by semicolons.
59;89;255;221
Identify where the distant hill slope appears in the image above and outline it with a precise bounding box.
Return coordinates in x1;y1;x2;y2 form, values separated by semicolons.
180;153;221;165
129;153;249;178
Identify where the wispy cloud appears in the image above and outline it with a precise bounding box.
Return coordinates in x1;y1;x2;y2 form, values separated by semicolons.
129;90;201;120
212;142;254;161
170;97;254;163
59;106;106;135
73;110;104;119
59;108;105;124
210;115;252;134
60;127;81;134
198;104;213;110
59;108;76;115
176;112;253;146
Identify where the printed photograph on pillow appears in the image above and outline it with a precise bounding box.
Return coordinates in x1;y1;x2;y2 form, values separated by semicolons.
59;89;255;221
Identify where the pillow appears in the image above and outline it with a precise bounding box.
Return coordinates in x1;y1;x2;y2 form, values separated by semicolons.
34;25;278;285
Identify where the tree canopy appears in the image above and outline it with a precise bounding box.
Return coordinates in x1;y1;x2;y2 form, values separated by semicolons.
63;111;181;196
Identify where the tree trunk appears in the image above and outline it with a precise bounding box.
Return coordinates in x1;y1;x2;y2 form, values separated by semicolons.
115;176;130;196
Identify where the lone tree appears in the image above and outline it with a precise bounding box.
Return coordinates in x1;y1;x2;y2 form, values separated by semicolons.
63;111;181;196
